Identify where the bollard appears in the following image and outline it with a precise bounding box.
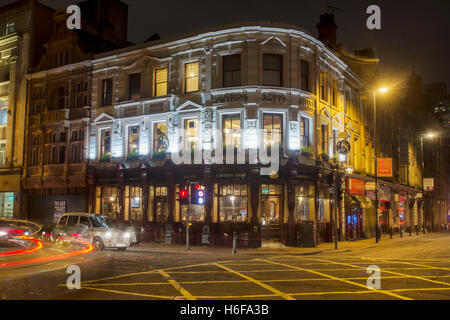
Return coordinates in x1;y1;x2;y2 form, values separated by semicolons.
400;227;403;237
186;221;189;251
232;232;237;254
390;227;393;239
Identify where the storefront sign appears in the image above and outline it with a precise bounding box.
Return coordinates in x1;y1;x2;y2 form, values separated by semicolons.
423;178;434;191
262;93;287;104
377;158;392;177
365;181;376;191
215;172;246;180
212;93;248;104
347;178;365;195
53;200;66;224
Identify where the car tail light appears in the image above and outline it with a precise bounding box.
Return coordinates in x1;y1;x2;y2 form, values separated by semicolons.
71;233;82;239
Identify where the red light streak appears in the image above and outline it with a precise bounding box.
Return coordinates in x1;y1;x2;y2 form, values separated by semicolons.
0;236;43;256
0;236;93;268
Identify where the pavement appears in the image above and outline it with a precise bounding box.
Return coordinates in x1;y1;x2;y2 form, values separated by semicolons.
0;232;449;300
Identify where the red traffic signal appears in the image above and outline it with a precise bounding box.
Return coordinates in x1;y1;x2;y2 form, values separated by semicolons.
179;189;189;205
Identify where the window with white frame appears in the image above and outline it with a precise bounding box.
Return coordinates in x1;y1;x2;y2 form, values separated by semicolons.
127;125;139;155
300;116;310;148
152;122;168;152
154;67;168;96
263;113;283;150
184;62;199;93
222;113;241;148
100;129;111;157
183;118;198;150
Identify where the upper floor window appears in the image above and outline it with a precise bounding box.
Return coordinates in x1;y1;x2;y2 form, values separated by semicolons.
127;125;139;155
0;142;6;166
0;59;10;83
51;87;67;110
153;122;167;152
263;54;282;87
321;124;329;154
223;54;241;87
184;62;199;93
100;129;111;157
331;128;338;156
128;73;141;99
263;113;282;149
300;116;310;147
48;131;66;164
30;134;42;167
154;67;168;97
331;80;337;106
222;114;241;148
5;22;15;35
102;78;113;106
300;59;309;92
320;73;327;101
0;108;7;125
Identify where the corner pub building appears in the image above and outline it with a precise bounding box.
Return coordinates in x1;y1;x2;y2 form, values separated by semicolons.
26;18;424;247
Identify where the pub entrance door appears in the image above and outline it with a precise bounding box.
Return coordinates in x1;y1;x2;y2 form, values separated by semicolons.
260;184;283;242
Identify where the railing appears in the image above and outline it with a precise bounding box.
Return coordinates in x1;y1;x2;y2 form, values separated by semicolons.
69;107;89;120
43;164;65;176
41;109;69;123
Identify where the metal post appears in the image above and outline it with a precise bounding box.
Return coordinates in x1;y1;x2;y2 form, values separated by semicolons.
373;91;379;243
420;135;424;233
186;211;190;251
334;167;339;249
232;232;237;254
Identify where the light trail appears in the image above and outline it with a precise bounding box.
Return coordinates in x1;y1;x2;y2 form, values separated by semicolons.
0;236;43;256
0;236;93;268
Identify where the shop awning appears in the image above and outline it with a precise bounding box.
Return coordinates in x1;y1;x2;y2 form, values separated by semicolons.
348;195;374;209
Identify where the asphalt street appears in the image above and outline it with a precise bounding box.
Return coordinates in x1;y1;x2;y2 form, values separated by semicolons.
0;233;449;300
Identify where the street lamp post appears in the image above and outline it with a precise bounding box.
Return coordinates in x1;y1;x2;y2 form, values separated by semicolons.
420;132;437;233
373;87;387;243
373;90;379;243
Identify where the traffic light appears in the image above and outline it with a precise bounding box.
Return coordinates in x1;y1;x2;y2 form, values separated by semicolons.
190;183;205;205
179;189;189;205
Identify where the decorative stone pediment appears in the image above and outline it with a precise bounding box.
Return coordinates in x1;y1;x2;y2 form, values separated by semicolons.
93;112;115;123
176;100;203;112
320;107;331;119
260;36;287;48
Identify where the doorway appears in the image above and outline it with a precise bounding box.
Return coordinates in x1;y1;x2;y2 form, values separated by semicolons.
261;184;283;242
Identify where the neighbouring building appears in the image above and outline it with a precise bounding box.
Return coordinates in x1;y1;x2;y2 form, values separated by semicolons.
23;0;131;224
0;0;54;218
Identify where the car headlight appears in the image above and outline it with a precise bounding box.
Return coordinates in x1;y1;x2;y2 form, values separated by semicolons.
24;231;30;236
105;231;112;239
123;232;131;238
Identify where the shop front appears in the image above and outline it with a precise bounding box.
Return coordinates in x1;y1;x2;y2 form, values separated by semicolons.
346;177;374;239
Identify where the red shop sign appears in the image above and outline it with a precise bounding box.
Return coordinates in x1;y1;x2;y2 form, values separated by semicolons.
347;178;365;195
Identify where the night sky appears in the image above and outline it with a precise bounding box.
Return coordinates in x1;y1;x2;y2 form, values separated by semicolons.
3;0;450;89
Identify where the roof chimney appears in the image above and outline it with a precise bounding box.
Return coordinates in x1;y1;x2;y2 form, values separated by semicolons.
316;12;337;44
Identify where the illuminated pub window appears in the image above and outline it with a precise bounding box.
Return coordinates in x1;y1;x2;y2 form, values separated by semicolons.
222;114;241;148
127;186;142;221
153;122;168;152
300;116;310;147
263;113;282;150
100;129;111;156
0;192;14;218
261;184;283;225
154;67;168;96
101;187;120;219
154;186;168;222
219;184;248;222
294;185;314;221
184;62;199;93
127;125;139;155
184;118;198;150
